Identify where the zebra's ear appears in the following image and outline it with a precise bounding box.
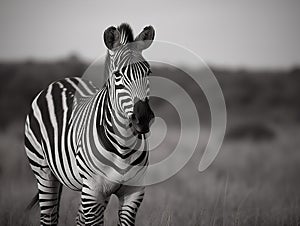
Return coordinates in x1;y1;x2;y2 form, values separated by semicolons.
103;26;121;50
134;26;155;51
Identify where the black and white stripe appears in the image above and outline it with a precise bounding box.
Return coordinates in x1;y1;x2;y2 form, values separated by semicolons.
25;23;155;226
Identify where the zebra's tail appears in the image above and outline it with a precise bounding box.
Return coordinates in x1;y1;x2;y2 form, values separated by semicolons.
26;192;39;210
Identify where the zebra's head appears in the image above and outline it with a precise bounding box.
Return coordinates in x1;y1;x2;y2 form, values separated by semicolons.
103;23;155;134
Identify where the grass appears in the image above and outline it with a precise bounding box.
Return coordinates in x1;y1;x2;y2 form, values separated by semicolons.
0;121;300;225
0;62;300;225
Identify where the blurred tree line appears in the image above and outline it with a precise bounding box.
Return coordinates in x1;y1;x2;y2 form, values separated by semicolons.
0;56;87;129
0;55;300;131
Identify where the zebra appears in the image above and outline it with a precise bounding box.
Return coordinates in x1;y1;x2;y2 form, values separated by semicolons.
25;23;155;226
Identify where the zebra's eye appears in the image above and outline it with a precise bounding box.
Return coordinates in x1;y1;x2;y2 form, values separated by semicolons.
114;71;125;89
114;71;122;77
147;70;152;76
115;84;125;89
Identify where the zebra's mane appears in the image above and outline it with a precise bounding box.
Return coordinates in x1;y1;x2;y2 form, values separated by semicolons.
117;23;134;45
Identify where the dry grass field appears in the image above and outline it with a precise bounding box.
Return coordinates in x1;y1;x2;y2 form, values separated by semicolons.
0;59;299;225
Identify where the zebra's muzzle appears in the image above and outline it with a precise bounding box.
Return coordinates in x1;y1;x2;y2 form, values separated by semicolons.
130;98;155;135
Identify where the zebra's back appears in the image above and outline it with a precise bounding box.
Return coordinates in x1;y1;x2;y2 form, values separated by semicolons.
24;77;99;190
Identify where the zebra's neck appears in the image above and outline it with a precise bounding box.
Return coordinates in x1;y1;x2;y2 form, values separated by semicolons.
97;85;143;155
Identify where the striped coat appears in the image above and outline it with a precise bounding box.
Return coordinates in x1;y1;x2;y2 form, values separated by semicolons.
25;23;155;226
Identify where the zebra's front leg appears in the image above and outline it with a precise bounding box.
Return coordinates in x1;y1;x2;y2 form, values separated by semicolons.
76;195;109;226
78;183;108;226
116;186;145;226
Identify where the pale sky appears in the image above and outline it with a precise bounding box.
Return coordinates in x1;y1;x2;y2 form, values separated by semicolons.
0;0;300;69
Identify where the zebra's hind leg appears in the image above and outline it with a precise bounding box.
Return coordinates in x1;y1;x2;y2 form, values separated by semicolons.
25;116;63;225
116;186;145;226
76;201;84;226
36;168;63;226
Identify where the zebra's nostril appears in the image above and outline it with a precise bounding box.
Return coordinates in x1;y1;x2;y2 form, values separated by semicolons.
148;111;154;121
131;114;136;120
130;114;139;124
150;112;154;119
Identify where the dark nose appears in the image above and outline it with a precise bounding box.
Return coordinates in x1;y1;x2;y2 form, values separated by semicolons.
131;98;155;134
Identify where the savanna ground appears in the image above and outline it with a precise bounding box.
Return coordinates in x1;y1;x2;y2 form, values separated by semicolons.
0;57;300;225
